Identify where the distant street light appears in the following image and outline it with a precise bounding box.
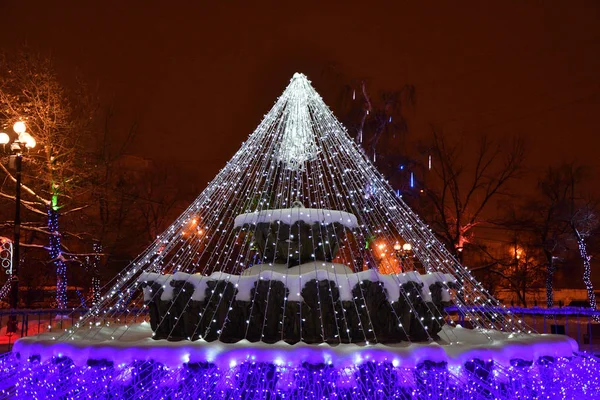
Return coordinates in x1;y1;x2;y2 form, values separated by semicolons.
394;242;413;271
0;121;36;333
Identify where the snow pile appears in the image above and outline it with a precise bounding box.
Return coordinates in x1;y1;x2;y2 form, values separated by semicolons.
234;208;358;228
13;323;578;369
241;261;353;276
138;267;456;303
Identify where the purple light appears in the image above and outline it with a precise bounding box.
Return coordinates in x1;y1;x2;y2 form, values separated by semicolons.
446;305;600;316
12;322;578;371
1;351;599;398
5;324;595;399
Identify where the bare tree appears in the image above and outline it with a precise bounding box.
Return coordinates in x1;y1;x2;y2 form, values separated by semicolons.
79;108;139;304
128;163;183;243
510;164;599;309
418;130;525;262
0;49;96;308
554;164;600;312
518;167;574;307
571;203;598;311
322;67;416;183
476;234;546;307
87;151;183;259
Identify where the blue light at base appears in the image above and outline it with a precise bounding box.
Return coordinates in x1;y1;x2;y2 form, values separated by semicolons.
1;352;599;399
410;171;415;188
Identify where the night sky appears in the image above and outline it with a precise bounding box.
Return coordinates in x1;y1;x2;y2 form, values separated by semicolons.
1;2;599;190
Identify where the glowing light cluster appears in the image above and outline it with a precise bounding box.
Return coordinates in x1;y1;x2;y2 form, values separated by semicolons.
275;73;320;170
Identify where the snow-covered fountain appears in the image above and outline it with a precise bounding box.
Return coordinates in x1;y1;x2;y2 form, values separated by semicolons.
2;73;599;399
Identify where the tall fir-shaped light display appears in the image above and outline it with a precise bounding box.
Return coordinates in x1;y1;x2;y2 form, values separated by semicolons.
1;73;597;400
75;73;534;339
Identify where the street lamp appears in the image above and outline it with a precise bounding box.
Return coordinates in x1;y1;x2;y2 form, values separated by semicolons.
393;242;413;271
0;121;36;333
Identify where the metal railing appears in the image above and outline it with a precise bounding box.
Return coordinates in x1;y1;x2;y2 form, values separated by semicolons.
446;305;600;353
0;308;147;353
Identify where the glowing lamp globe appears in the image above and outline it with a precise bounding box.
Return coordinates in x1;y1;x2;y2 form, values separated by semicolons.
393;243;401;251
18;132;35;148
18;132;31;142
0;132;9;145
402;243;412;252
24;136;36;149
13;121;26;134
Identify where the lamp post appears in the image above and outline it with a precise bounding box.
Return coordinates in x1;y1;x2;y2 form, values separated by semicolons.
0;122;36;333
393;242;413;271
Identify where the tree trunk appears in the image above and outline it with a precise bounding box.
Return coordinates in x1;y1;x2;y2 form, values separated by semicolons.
519;275;528;307
48;207;67;309
545;267;554;308
519;292;527;308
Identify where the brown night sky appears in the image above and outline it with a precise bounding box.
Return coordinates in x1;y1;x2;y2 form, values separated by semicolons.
0;1;599;190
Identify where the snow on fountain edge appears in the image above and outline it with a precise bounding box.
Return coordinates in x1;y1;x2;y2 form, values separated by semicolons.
139;266;456;303
13;323;577;370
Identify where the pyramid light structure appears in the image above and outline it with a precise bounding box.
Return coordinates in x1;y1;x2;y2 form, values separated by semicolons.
91;72;522;340
3;73;597;399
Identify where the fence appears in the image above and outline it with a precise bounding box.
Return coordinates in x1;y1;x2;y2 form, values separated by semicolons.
0;308;146;353
446;305;600;353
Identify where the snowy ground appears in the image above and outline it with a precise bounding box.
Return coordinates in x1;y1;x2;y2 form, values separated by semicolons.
13;322;578;369
0;315;79;353
3;310;599;356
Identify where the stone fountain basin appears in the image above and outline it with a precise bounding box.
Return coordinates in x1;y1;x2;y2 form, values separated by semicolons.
235;208;358;267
